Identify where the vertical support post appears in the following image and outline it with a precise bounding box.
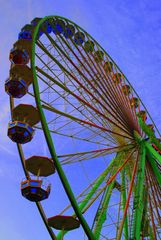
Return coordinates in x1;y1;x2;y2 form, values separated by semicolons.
57;157;115;240
93;180;115;240
131;143;146;239
92;152;124;239
79;157;115;212
145;142;161;186
121;169;129;240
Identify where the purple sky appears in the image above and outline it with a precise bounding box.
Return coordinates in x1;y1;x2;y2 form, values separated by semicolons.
0;1;161;239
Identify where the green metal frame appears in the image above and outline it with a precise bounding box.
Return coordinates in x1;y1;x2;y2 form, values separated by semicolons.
57;157;116;239
20;15;161;239
121;169;129;240
130;143;146;239
145;146;161;186
94;181;115;239
138;116;161;150
138;116;161;186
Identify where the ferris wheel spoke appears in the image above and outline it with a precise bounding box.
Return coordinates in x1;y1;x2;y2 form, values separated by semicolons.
58;145;134;165
75;48;137;132
57;151;135;237
36;71;116;139
59;178;106;216
54;34;132;131
36;66;133;140
35;54;135;143
63;33;139;131
145;141;161;165
57;31;123;112
58;145;132;165
41;102;118;142
41;33;134;135
36;39;130;135
36;66;112;128
90;150;136;239
42;104;134;142
36;71;103;127
35;125;114;146
148;173;161;221
80;153;131;214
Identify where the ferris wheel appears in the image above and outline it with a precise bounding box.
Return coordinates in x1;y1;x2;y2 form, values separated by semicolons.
5;15;161;239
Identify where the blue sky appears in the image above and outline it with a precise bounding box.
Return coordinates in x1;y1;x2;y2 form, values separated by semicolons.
1;0;161;239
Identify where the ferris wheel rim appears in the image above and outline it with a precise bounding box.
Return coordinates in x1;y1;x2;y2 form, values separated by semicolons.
31;15;96;240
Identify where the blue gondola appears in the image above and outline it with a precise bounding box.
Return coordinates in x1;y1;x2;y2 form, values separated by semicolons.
8;121;34;144
84;40;94;52
31;17;42;26
94;50;104;62
63;24;75;38
18;24;34;40
9;48;29;65
5;78;28;98
21;179;51;202
74;32;85;45
53;19;65;34
41;20;52;34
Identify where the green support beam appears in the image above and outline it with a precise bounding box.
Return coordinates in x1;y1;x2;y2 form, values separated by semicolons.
131;143;146;239
145;141;161;164
138;116;161;149
91;153;125;239
57;157;116;239
93;180;115;240
57;153;126;239
145;145;161;186
121;169;129;240
79;160;114;212
137;116;161;186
